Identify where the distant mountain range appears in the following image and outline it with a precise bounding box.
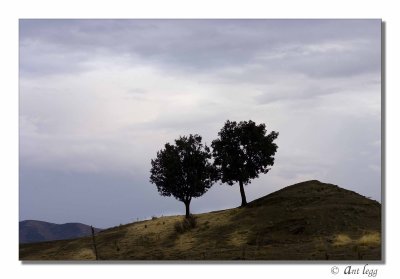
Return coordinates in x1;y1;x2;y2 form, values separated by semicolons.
19;220;102;244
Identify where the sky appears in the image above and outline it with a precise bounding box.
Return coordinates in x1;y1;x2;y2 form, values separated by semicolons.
19;19;381;228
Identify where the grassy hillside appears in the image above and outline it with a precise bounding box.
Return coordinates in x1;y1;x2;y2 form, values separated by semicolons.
19;180;381;261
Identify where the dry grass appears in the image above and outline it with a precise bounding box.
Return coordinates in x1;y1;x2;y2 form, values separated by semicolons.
332;232;381;248
333;234;353;246
357;232;381;246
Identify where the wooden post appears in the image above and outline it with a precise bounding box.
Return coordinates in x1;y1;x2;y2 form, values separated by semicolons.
91;226;98;260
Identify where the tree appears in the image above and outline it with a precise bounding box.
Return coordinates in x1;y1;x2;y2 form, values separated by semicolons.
150;134;216;218
211;120;279;207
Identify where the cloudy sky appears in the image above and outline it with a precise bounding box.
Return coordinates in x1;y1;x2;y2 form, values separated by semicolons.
19;19;381;228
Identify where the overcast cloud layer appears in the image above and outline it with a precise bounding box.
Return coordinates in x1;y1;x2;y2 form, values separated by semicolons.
19;19;381;228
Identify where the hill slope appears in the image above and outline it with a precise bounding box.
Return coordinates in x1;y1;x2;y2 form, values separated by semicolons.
20;180;381;260
19;220;102;244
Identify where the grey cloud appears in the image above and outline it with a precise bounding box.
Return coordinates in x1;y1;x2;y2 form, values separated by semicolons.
19;40;90;77
20;19;381;77
273;41;380;78
123;88;148;100
255;84;340;104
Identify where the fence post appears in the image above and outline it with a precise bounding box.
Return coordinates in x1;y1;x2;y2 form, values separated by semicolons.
91;226;99;260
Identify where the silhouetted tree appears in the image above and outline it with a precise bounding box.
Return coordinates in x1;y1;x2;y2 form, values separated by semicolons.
150;134;216;218
212;120;279;207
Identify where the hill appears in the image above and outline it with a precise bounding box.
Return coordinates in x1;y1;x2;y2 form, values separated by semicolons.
19;220;102;244
19;180;381;260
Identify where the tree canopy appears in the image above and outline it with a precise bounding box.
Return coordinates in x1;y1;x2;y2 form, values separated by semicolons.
150;134;216;218
211;120;279;206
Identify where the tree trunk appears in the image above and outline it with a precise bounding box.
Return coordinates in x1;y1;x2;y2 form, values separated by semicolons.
184;200;191;218
239;180;247;207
